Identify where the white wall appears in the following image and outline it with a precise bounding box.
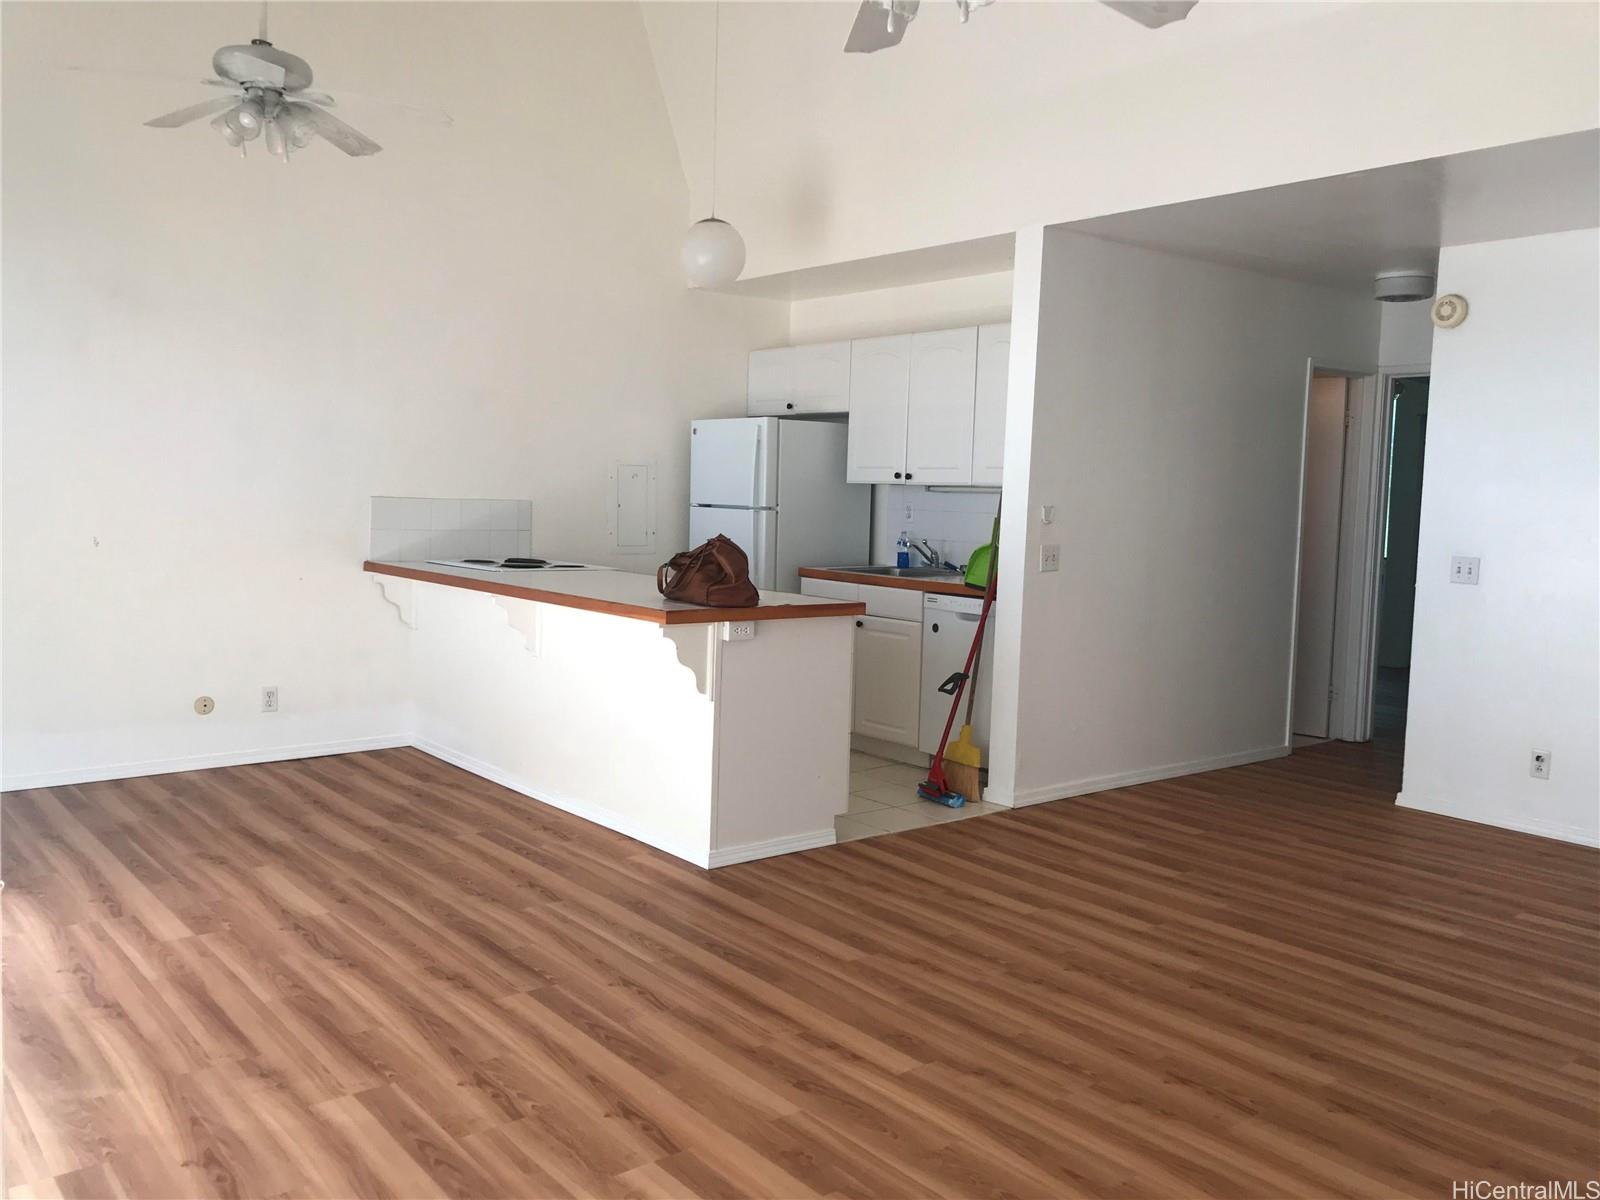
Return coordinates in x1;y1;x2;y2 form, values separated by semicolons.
644;2;1599;278
1398;229;1599;846
0;2;786;788
788;272;1013;344
1379;301;1436;368
987;229;1379;807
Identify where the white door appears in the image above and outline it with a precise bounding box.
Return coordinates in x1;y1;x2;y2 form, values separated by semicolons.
971;323;1010;486
1293;376;1348;738
690;418;776;508
905;328;978;485
689;505;777;591
746;348;793;416
846;335;911;483
852;615;922;745
791;341;851;414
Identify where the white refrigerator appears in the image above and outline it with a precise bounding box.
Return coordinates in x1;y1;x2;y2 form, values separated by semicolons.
689;418;870;593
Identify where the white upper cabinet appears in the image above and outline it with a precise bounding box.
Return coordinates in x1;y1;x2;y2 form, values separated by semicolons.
747;342;851;415
971;322;1010;485
846;335;912;483
905;328;978;486
790;341;851;414
760;324;1006;488
747;348;794;416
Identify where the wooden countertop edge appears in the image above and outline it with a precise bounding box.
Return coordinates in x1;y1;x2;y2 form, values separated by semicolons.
797;566;982;598
363;562;866;625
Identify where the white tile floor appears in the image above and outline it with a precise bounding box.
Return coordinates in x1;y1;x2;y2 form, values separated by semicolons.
835;750;1005;843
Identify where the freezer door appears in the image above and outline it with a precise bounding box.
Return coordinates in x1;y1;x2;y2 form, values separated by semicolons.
690;418;778;508
688;506;777;592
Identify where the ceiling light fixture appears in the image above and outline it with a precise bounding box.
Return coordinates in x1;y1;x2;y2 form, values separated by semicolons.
1374;269;1437;303
682;2;746;288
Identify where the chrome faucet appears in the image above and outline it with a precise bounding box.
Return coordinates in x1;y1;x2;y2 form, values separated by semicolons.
909;538;941;567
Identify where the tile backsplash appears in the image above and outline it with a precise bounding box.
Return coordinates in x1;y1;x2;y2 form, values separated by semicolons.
870;485;1001;568
369;496;532;562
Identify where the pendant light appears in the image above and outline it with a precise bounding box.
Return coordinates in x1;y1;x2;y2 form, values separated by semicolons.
681;2;746;287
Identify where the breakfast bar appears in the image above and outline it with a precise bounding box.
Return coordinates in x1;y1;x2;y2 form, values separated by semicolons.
365;560;865;867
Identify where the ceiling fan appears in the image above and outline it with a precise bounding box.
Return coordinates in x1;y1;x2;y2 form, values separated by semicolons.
143;3;385;160
844;0;1198;53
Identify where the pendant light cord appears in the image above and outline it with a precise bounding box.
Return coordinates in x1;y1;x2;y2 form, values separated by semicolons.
710;1;720;220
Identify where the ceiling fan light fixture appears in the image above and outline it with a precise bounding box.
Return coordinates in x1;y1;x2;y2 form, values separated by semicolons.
263;116;287;159
211;110;244;146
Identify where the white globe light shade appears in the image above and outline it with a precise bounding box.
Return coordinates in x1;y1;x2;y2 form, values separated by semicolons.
681;218;746;287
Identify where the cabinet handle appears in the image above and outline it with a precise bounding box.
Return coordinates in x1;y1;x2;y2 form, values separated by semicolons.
905;472;914;480
855;619;864;628
893;471;902;479
931;622;939;633
786;402;794;410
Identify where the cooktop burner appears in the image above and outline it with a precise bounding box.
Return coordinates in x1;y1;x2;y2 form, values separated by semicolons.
425;558;594;572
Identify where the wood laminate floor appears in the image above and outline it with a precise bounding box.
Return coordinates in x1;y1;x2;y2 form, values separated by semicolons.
4;739;1597;1199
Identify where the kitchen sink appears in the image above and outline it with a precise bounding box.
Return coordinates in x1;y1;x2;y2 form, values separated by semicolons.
831;565;964;579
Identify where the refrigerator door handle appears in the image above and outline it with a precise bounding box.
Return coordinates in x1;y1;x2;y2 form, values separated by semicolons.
750;423;763;510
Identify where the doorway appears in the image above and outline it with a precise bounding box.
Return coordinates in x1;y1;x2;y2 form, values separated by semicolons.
1373;374;1429;740
1292;373;1353;742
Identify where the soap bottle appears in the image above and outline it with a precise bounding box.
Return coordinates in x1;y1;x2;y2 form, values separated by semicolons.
896;531;911;569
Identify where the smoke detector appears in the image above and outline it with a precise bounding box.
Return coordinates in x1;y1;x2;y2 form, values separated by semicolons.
1374;270;1436;303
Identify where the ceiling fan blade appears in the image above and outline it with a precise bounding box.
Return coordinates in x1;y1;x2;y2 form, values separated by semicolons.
844;0;919;53
287;89;337;106
1100;1;1198;29
299;102;382;156
144;96;241;128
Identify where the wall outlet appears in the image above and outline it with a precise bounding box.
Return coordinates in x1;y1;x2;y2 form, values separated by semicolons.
1450;555;1481;585
722;621;756;642
1530;749;1551;780
262;686;279;713
1039;544;1061;573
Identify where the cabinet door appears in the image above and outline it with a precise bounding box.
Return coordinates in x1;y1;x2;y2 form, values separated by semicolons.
852;615;922;746
791;341;851;414
905;328;978;485
971;322;1010;485
747;347;793;416
846;335;912;483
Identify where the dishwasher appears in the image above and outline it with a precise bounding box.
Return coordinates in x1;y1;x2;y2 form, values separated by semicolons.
918;592;996;757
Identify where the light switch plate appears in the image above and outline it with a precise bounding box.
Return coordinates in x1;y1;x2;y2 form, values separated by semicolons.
1450;555;1481;585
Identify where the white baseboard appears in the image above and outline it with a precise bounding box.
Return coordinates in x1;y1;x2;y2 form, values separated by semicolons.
1396;791;1600;848
1004;743;1292;809
411;737;713;868
707;828;837;868
0;734;412;791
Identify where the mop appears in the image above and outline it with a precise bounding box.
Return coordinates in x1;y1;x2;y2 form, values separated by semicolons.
917;512;1000;808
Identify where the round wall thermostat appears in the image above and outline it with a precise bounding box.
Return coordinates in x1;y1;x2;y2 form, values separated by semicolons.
1431;293;1469;328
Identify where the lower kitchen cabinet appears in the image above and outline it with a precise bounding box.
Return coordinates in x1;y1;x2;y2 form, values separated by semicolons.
851;615;922;745
801;577;923;747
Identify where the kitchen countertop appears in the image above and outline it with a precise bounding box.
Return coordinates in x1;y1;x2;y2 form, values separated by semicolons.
365;560;865;625
798;565;982;598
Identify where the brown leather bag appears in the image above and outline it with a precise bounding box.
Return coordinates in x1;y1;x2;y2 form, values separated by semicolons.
657;535;760;608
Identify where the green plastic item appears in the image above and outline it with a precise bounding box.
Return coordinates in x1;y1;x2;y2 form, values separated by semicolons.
963;516;1000;589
